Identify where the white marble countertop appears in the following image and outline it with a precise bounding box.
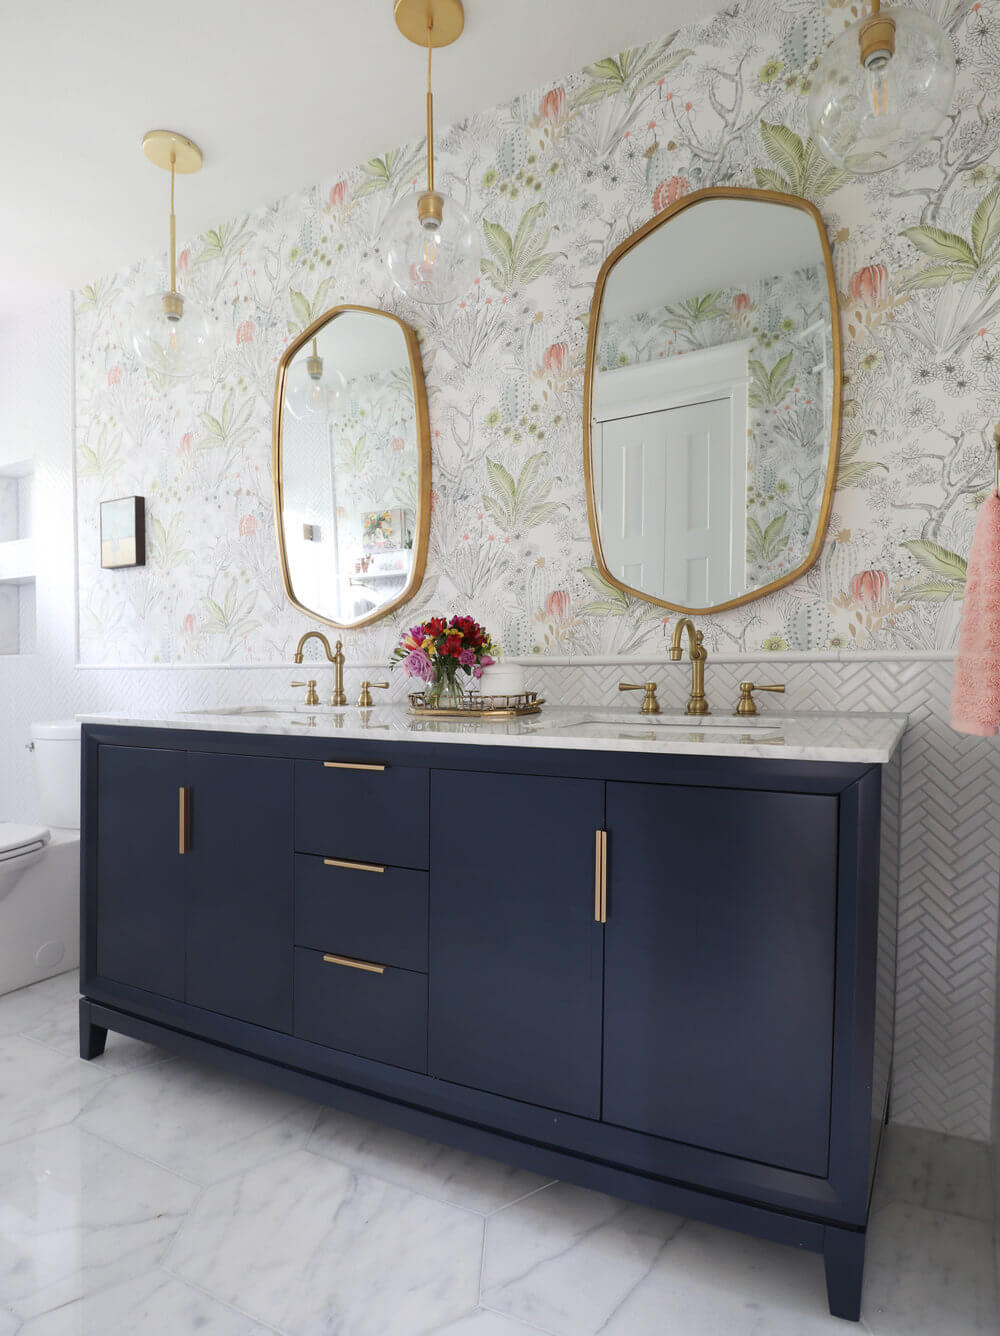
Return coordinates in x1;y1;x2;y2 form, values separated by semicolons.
77;704;908;764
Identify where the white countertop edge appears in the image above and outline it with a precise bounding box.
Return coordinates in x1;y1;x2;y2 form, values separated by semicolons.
76;707;909;766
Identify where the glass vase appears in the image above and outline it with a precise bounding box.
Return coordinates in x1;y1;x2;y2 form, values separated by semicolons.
424;674;467;711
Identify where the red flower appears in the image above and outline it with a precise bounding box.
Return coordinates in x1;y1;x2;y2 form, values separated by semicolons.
543;341;569;374
540;87;566;122
850;569;890;609
849;264;888;309
652;176;690;212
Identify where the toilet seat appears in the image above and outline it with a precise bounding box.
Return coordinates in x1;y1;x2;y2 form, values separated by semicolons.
0;823;50;863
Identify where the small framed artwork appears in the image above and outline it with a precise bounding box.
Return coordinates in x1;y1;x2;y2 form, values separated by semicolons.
362;506;406;551
100;496;146;569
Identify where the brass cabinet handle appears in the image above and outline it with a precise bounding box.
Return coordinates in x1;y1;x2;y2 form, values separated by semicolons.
594;829;607;924
323;761;387;772
323;857;385;874
322;953;386;975
178;786;190;855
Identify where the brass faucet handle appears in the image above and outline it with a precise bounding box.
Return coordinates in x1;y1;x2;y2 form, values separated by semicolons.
357;681;390;708
619;681;661;715
735;681;785;717
292;679;320;706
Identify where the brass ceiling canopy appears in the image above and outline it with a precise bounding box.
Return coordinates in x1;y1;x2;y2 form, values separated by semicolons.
393;0;464;48
141;129;204;175
858;0;896;69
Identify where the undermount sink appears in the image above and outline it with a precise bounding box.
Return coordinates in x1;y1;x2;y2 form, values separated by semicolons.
554;710;784;730
545;720;785;741
184;704;348;718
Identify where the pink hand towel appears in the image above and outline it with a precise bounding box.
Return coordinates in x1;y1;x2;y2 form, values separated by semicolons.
951;489;1000;736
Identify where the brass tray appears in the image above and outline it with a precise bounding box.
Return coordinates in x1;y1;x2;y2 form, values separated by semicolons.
408;690;544;719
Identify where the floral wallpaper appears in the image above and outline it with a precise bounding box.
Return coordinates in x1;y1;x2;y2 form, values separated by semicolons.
75;0;1000;664
597;264;831;592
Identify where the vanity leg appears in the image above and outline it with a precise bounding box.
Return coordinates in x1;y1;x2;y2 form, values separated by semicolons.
823;1225;866;1322
79;999;108;1060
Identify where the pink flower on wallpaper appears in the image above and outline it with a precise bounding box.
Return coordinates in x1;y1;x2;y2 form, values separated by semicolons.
850;569;891;609
849;264;889;309
545;590;571;622
329;181;349;210
652;176;689;212
540;87;566;122
733;292;751;314
178;432;193;456
391;436;406;452
239;515;256;537
177;249;191;272
236;321;254;345
107;365;122;386
543;342;569;374
182;614;195;635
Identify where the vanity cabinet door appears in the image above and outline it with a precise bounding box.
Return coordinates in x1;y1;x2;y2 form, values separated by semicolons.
428;770;605;1118
604;782;838;1177
184;752;293;1032
96;744;187;1001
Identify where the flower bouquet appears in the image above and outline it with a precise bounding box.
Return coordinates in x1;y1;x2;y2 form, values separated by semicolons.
392;615;496;709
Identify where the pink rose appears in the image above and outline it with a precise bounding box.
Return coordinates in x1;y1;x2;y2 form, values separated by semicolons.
403;648;435;682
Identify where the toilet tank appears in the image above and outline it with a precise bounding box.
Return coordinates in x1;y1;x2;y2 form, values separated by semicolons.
31;721;81;830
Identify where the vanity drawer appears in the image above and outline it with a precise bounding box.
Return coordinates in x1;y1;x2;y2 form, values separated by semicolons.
293;947;427;1073
294;759;429;869
294;854;428;972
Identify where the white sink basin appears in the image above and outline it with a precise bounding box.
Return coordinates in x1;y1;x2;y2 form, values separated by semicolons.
559;710;782;729
184;704;348;718
546;720;786;742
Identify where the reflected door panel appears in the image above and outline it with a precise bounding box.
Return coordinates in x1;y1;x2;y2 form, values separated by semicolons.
599;397;738;608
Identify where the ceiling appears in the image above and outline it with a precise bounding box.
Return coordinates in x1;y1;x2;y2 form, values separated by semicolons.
0;0;732;317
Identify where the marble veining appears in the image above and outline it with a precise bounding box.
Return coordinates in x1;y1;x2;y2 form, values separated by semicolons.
76;705;908;765
1;974;994;1335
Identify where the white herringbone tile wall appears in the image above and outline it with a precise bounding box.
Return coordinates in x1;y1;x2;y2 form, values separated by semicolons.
1;302;997;1142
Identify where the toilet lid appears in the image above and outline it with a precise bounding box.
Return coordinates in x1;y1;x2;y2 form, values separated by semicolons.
0;823;50;862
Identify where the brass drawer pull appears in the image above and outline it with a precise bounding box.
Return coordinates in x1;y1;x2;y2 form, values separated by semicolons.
594;829;607;924
322;953;386;975
179;787;190;855
323;857;385;874
323;761;387;772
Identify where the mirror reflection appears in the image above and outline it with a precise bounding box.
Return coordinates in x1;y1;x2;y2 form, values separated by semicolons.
587;190;840;614
275;307;429;629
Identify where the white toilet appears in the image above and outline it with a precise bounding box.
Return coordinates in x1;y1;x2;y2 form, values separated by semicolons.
0;721;81;995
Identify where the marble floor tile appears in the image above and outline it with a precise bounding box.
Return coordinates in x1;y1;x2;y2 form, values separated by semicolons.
0;1035;106;1147
864;1201;998;1335
168;1147;484;1335
874;1125;994;1221
16;1270;278;1335
0;1123;199;1321
433;1310;555;1335
75;1056;319;1185
0;969;79;1038
308;1106;552;1213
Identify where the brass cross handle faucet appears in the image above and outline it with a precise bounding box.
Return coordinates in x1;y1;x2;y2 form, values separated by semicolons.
293;632;347;706
668;617;710;715
735;682;785;717
357;681;389;708
619;681;661;714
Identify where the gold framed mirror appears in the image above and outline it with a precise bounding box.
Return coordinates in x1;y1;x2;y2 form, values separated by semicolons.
272;304;430;630
583;187;842;616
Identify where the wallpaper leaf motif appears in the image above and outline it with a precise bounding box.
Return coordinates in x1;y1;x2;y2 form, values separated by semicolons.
73;1;1000;664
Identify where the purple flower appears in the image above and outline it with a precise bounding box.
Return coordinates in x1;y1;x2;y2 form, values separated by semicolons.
458;648;476;667
480;654;496;668
472;665;483;679
402;648;435;682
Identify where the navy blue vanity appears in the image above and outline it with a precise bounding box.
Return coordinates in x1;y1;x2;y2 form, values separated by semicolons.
78;717;901;1321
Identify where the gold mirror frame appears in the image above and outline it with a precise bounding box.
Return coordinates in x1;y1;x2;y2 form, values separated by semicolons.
272;304;431;630
582;186;843;617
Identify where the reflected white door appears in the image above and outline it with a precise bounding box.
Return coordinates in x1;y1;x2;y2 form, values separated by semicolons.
597;396;741;607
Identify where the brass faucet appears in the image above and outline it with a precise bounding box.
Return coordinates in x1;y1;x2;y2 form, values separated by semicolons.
293;632;347;706
668;618;710;715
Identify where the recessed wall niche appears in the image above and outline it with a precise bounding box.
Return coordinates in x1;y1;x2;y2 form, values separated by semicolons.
0;460;36;655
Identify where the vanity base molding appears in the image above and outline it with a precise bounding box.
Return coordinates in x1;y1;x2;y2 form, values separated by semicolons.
79;724;900;1324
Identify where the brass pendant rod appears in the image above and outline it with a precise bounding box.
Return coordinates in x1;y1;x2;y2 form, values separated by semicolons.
169;151;177;295
426;20;435;194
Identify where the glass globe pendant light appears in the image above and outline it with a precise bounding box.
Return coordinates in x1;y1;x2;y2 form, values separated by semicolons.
808;0;955;175
285;338;346;421
382;0;480;305
130;130;218;378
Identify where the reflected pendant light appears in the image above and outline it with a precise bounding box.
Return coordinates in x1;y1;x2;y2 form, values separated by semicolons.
808;0;955;175
286;338;347;421
381;0;480;304
129;130;218;378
